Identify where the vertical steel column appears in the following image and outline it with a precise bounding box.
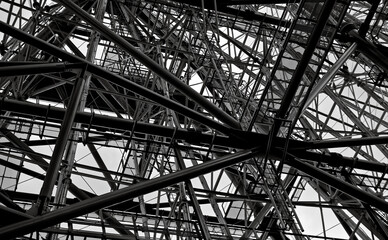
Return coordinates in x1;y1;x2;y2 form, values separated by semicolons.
132;147;151;239
34;68;87;215
166;98;228;239
52;0;108;209
49;1;131;237
174;146;213;240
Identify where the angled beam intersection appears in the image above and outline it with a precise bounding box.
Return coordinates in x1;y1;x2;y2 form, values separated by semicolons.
55;0;241;129
0;147;259;239
0;21;233;134
2;98;388;174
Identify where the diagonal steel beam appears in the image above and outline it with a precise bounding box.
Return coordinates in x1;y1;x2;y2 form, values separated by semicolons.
299;43;357;115
87;143;118;191
323;88;388;159
174;146;213;239
0;128;49;168
0;205;33;225
0;98;249;148
55;0;241;129
345;27;388;73
168;0;291;27
2;98;388;174
0;147;260;239
0;21;232;135
286;155;388;214
0;129;134;236
0;190;26;213
273;0;336;134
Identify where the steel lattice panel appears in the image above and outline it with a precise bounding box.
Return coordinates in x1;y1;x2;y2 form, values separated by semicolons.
0;0;387;239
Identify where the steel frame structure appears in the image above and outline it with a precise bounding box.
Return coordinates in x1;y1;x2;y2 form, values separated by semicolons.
0;0;387;239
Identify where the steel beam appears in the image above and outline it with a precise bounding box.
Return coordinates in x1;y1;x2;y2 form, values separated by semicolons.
286;150;388;173
345;27;388;73
35;71;87;215
273;0;335;134
358;0;380;37
239;203;272;240
300;43;357;114
323;87;388;159
0;147;259;239
0;129;134;236
0;157;46;181
168;0;291;27
2;99;388;173
87;143;118;191
0;62;83;77
295;135;388;150
0;98;248;148
307;180;374;240
174;146;213;240
40;227;136;240
0;21;232;134
0;205;32;225
286;156;388;214
362;201;388;238
0;128;49;168
55;0;241;129
343;173;388;238
0;191;25;212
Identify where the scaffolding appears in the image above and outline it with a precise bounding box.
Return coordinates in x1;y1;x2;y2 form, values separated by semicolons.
0;0;387;239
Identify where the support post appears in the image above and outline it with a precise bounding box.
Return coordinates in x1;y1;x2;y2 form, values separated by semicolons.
34;68;87;215
174;146;213;240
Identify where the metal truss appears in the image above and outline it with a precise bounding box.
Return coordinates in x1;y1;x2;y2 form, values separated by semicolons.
0;0;387;239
